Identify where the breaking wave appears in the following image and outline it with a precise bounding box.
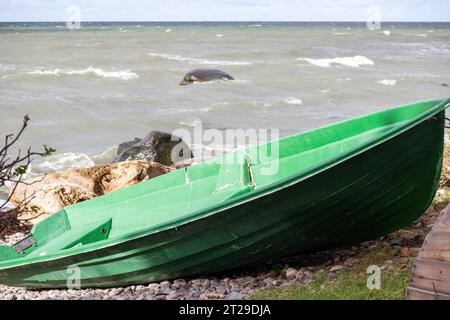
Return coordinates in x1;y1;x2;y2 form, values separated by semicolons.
23;147;118;181
156;107;211;115
297;55;375;68
0;63;16;71
376;79;397;86
28;66;139;80
178;117;202;127
148;53;252;66
283;97;303;105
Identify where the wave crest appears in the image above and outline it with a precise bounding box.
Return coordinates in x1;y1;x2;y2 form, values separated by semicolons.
283;97;303;105
28;66;139;80
376;79;397;86
156;107;211;115
297;55;375;68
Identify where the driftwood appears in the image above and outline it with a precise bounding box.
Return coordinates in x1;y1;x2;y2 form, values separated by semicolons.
0;115;54;239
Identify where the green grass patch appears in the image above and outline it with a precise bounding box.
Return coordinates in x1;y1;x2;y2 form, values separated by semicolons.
251;247;412;300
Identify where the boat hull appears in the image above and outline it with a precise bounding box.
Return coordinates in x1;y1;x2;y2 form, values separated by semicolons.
0;111;445;288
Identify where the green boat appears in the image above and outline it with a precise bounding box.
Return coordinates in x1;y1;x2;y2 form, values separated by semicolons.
0;98;449;288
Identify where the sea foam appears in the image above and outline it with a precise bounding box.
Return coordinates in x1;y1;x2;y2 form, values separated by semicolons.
376;79;397;86
0;149;117;203
297;55;375;68
156;107;211;115
29;66;139;80
28;153;95;177
148;53;251;66
283;97;303;105
0;63;15;71
178;117;202;127
23;148;118;181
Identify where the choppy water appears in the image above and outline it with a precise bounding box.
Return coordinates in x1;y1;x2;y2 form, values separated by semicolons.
0;22;449;187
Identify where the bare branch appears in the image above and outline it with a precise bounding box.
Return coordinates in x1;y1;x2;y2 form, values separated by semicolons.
0;115;55;238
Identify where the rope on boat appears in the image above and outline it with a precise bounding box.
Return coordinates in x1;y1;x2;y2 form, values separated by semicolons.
445;117;450;129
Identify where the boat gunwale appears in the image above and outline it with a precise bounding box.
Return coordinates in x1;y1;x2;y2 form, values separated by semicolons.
0;98;449;271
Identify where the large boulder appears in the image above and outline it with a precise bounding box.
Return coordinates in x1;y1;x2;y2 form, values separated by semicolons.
10;160;173;224
179;69;235;85
113;130;193;166
117;137;141;155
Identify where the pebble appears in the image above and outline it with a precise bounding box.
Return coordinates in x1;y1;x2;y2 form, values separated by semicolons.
166;292;180;300
225;292;245;300
109;288;124;296
295;270;306;281
190;279;203;289
159;281;171;294
400;247;417;257
200;293;224;300
172;279;187;290
147;283;160;292
285;268;297;281
330;265;345;272
344;258;358;267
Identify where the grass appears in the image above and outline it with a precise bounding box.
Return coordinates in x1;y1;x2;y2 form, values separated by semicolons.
252;135;450;300
433;136;450;211
252;247;412;300
253;271;411;300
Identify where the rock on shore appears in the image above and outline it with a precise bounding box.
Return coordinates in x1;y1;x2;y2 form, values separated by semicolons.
113;131;193;166
9;160;173;224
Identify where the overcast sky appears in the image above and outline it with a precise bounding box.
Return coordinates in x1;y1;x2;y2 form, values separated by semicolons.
0;0;449;22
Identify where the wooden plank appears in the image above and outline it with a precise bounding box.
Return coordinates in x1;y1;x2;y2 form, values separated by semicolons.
408;204;450;300
418;249;450;262
421;231;450;240
407;287;450;300
412;258;450;283
422;230;450;238
409;276;450;295
431;206;450;231
421;236;450;247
